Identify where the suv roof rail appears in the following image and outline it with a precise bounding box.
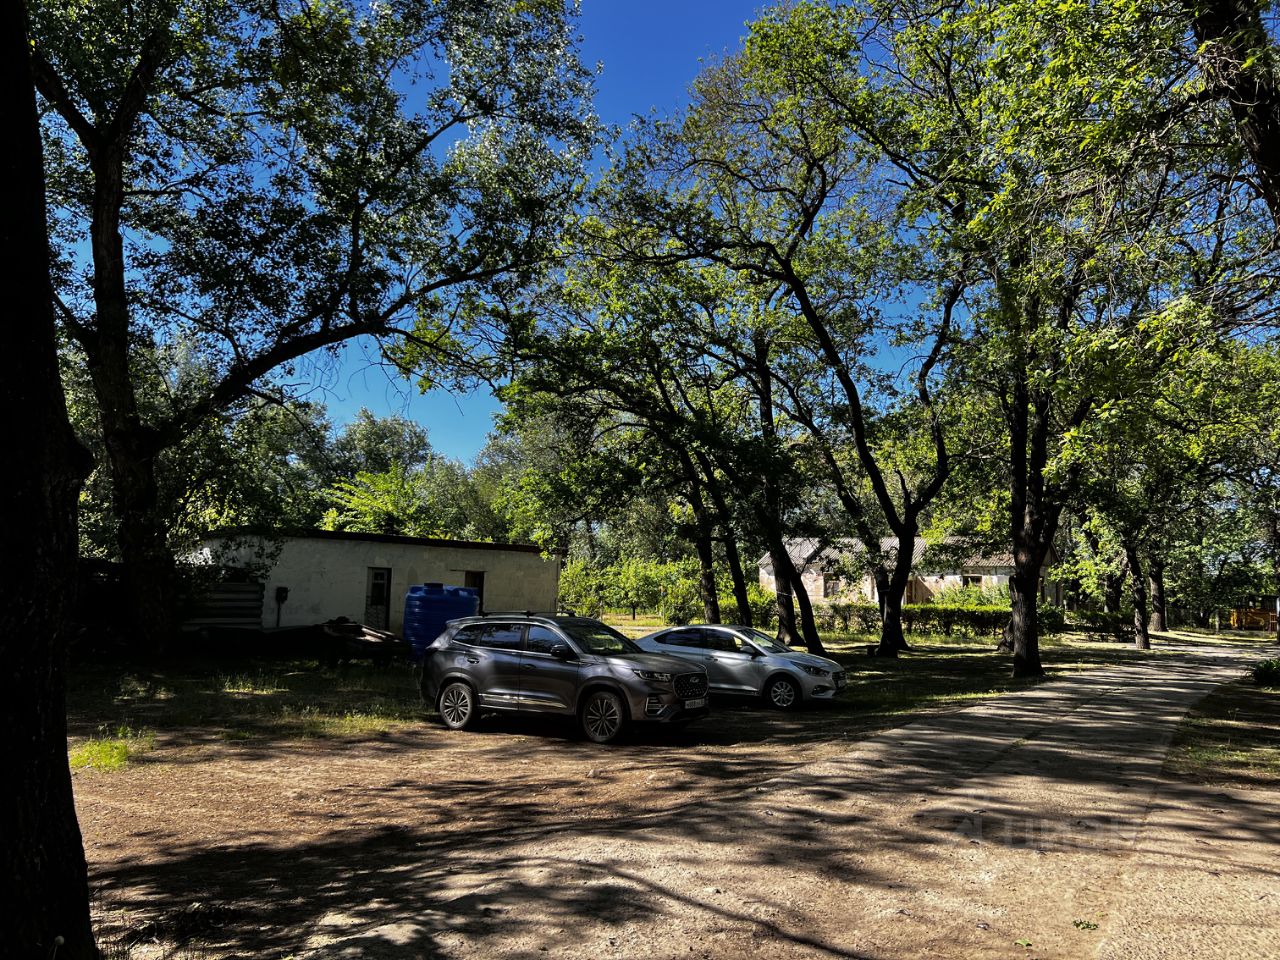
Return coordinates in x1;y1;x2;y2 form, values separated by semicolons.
477;609;560;618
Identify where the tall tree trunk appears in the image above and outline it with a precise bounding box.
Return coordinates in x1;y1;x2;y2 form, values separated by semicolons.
1148;557;1167;633
873;566;890;622
1103;568;1126;615
785;560;826;655
83;253;178;652
1008;559;1040;674
1270;525;1280;641
1126;542;1151;650
721;527;752;627
2;2;97;952
1005;373;1046;678
691;505;720;624
1186;0;1280;226
1004;383;1071;677
62;24;179;654
102;431;178;651
686;450;753;627
765;538;801;645
876;534;915;657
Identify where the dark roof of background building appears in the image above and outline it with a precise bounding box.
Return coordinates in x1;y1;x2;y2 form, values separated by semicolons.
201;527;551;556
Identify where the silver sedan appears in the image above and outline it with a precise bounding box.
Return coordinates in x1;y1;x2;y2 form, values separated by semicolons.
636;624;847;709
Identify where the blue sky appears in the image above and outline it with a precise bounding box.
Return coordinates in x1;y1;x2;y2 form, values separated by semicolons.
320;1;765;461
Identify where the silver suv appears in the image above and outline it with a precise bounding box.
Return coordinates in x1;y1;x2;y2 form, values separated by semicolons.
420;615;711;743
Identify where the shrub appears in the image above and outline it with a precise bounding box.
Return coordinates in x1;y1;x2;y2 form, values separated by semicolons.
661;572;703;625
902;604;1008;637
1068;609;1134;639
1253;658;1280;688
719;584;779;629
814;601;882;633
809;601;1068;638
1039;606;1067;634
927;583;1016;608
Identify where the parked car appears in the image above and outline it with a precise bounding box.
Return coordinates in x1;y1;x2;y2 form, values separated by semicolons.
419;614;710;743
636;624;847;709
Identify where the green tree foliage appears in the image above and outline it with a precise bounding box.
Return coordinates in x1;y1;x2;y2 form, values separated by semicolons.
36;0;596;646
329;408;433;480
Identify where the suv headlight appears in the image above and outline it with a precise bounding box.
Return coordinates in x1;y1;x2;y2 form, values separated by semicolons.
633;670;673;682
801;665;830;677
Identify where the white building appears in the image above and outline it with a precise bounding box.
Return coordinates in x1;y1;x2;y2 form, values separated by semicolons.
195;529;561;634
758;537;1063;606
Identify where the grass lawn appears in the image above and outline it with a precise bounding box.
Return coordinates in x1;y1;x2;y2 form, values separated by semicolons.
64;629;1197;766
1166;679;1280;787
66;659;425;757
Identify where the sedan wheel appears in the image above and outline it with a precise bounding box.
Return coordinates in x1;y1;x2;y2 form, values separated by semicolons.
766;676;801;710
438;681;477;730
581;690;626;744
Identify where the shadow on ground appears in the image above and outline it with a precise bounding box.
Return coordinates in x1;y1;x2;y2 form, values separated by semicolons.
76;640;1280;957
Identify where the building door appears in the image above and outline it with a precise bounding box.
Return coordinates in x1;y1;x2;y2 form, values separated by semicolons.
464;570;486;613
365;567;392;629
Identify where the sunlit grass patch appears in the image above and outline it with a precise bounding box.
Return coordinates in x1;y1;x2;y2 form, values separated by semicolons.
1167;682;1280;786
70;725;156;771
217;670;287;694
286;701;420;737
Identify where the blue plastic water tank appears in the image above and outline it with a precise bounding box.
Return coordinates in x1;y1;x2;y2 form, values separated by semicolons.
404;582;479;660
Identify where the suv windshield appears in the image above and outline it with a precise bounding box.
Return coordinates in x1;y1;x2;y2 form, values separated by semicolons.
558;620;640;655
743;628;794;654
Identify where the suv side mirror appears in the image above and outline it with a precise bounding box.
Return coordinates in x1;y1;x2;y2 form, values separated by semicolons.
549;642;575;660
743;644;763;657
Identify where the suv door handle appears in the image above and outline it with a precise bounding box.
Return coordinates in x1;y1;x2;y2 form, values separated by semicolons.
466;656;480;664
522;663;538;670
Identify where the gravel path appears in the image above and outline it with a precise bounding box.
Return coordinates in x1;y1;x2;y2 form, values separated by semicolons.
303;643;1277;960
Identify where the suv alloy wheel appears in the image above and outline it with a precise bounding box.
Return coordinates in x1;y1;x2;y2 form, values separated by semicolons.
580;689;626;743
438;681;477;730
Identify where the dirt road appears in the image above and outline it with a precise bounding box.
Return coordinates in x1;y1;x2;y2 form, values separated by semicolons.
297;643;1276;960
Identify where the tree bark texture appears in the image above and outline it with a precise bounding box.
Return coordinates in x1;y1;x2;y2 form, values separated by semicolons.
1103;569;1126;615
1008;563;1041;675
1126;542;1152;650
876;534;916;657
766;538;801;645
81;145;178;651
721;527;753;627
1187;0;1280;226
691;502;721;624
699;462;752;627
1006;372;1047;677
1;1;97;953
785;560;826;655
1148;558;1168;633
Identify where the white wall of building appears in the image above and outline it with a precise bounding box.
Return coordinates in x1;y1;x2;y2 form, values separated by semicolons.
198;534;561;634
759;565;1063;606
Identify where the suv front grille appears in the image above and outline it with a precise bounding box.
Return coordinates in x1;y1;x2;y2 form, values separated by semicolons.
674;672;707;699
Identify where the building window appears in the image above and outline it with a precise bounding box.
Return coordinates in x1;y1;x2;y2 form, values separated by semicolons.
365;567;391;629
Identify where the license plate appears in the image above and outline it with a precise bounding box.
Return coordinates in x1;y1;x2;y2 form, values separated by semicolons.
684;697;707;709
